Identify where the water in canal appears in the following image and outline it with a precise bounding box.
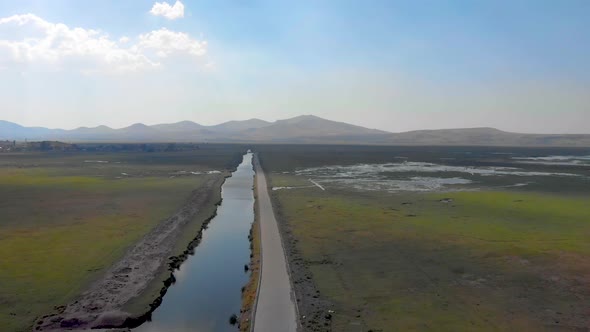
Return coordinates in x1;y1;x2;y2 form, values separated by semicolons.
135;152;254;332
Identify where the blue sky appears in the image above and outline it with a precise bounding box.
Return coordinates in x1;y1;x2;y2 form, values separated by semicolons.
0;0;588;133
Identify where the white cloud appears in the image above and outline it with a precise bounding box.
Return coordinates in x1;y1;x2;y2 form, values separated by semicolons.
150;1;185;20
0;14;207;73
0;13;52;29
137;28;206;58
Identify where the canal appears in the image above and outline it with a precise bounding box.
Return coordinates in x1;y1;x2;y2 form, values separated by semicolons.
135;152;255;332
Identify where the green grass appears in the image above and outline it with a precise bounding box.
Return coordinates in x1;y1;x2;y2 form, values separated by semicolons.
269;174;590;331
0;148;244;331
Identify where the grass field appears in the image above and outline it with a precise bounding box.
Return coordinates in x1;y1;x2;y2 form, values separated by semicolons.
257;145;590;331
0;145;245;331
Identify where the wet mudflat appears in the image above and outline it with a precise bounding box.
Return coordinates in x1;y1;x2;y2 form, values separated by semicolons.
135;152;254;332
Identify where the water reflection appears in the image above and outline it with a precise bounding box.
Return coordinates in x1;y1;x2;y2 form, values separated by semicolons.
135;152;254;332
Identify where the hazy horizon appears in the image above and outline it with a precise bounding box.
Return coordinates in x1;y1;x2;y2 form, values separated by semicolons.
1;1;589;134
3;115;590;135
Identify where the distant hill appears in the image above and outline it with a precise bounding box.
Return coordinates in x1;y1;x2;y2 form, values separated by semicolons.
210;119;272;132
238;115;388;142
70;125;115;141
0;120;65;140
1;117;589;147
383;128;590;147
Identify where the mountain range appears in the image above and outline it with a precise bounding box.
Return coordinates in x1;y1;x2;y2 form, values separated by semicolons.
1;115;590;147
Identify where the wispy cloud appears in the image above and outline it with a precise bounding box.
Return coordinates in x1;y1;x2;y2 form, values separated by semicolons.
0;13;206;73
150;1;185;20
137;28;206;58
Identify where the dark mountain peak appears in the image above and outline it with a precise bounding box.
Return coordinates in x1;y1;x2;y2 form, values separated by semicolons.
71;125;113;132
125;123;150;130
472;127;508;133
153;120;201;126
173;120;201;126
236;118;270;125
117;123;158;136
217;118;269;125
151;121;204;132
243;115;389;140
277;114;323;124
211;118;272;132
275;115;388;133
293;114;320;120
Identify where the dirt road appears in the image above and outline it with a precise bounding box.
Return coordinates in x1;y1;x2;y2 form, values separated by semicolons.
253;155;298;332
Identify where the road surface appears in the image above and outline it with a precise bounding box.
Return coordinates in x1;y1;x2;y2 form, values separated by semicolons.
253;155;298;332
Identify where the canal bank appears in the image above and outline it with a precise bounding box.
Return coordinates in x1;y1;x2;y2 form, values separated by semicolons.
36;173;229;331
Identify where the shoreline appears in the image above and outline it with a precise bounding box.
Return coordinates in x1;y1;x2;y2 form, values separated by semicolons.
120;174;228;325
35;173;229;331
119;184;225;330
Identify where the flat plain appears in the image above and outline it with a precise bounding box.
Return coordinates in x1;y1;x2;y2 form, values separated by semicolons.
256;145;590;331
0;145;244;331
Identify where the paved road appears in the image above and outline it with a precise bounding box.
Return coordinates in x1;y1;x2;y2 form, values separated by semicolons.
253;155;298;332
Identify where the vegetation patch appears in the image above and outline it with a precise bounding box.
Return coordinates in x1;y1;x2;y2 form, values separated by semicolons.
255;145;590;332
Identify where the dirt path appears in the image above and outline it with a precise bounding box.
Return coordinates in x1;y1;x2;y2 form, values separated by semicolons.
260;158;333;332
35;174;226;331
253;155;298;332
